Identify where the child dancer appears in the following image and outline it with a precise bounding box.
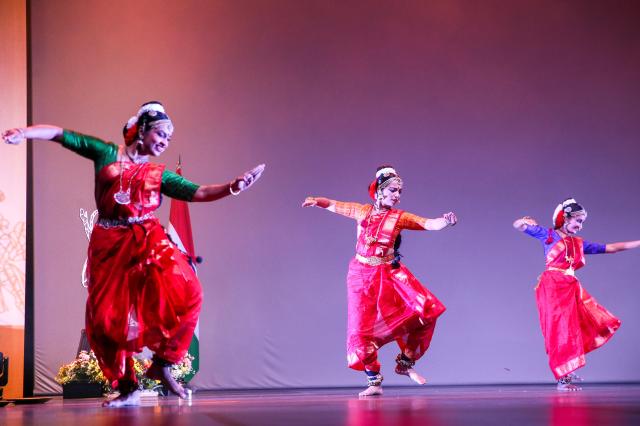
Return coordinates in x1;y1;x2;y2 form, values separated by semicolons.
514;198;640;391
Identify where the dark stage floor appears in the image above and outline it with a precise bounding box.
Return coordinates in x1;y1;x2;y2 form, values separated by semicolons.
2;384;640;425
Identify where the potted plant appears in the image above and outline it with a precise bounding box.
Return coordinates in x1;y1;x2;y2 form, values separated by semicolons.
55;351;108;398
56;351;195;398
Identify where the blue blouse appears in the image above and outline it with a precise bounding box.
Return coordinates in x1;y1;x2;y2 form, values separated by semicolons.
524;225;606;256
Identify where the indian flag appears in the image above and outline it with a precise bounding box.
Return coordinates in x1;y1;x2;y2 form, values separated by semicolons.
166;160;199;382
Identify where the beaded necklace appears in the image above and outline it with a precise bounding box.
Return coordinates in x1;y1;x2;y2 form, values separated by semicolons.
363;206;390;248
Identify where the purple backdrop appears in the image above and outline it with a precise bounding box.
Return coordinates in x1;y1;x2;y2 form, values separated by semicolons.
28;0;640;393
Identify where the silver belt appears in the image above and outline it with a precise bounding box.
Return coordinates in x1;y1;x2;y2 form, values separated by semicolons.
97;213;155;228
355;253;395;266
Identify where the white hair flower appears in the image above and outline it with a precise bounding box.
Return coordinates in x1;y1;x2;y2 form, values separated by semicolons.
125;115;138;129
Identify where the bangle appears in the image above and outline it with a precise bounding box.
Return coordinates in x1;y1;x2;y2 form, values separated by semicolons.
229;181;241;196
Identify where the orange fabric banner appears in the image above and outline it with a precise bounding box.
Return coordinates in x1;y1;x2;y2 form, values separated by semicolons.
0;0;27;399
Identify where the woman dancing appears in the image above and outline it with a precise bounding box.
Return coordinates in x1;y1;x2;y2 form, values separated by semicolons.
2;102;265;406
513;198;640;391
302;166;456;396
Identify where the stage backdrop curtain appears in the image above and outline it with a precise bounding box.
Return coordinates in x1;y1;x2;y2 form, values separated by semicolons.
30;0;640;393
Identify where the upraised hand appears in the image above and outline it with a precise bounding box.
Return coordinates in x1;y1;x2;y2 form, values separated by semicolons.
513;215;538;231
230;164;266;194
301;197;318;207
2;128;25;145
301;197;332;209
443;212;457;226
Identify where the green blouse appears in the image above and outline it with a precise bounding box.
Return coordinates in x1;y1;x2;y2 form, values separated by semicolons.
60;129;199;201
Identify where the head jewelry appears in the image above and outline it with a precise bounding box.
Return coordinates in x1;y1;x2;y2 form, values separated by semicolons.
368;166;402;200
122;101;173;146
552;198;586;229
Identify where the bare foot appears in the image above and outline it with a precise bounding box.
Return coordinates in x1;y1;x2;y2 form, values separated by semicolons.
395;362;427;385
359;386;383;397
568;372;584;383
102;390;141;407
146;362;186;398
406;368;427;385
557;382;582;392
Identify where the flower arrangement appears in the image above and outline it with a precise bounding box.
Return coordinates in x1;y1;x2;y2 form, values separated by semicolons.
55;351;196;394
55;350;110;393
171;353;195;382
133;357;161;391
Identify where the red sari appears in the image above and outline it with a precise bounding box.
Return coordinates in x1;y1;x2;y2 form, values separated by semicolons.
337;203;446;372
535;235;620;379
85;161;202;383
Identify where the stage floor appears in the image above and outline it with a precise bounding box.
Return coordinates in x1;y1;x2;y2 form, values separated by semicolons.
2;384;640;425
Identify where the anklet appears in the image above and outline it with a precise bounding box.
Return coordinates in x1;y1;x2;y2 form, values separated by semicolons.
396;353;415;368
366;373;383;387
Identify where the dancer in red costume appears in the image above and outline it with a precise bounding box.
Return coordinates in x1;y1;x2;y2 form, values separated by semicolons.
302;166;456;397
2;102;265;406
514;198;640;391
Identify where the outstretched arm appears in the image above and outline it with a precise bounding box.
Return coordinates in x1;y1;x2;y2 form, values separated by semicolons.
2;125;64;144
192;164;265;202
605;240;640;254
513;216;538;232
423;212;457;230
302;197;366;219
302;196;335;210
394;211;457;231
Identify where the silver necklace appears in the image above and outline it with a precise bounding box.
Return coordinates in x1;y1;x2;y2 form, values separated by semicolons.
114;158;144;205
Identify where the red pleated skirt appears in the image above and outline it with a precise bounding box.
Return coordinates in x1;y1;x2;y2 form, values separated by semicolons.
85;219;202;381
535;271;620;379
346;258;445;370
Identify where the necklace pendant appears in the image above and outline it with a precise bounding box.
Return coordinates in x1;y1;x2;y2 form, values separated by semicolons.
114;190;131;205
364;236;377;247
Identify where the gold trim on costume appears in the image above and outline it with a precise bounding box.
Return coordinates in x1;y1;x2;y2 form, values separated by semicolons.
546;267;576;277
553;355;585;379
355;253;394;266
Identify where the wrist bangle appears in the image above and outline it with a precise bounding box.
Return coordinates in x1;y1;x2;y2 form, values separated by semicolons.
229;181;241;196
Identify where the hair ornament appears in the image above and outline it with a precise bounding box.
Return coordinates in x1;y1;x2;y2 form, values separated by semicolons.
369;166;402;200
137;102;166;116
375;167;398;179
125;115;138;130
552;198;585;229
